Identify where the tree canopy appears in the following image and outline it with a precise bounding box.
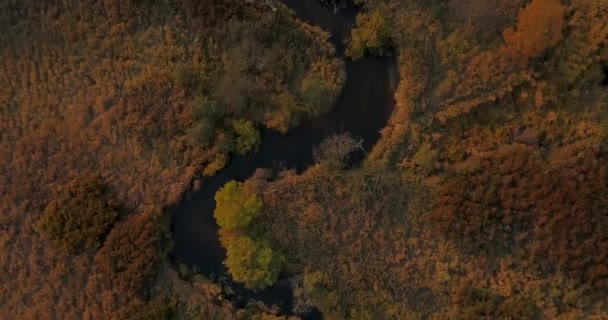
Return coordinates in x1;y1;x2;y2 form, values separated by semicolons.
231;119;261;155
214;180;263;231
214;180;285;290
224;236;283;290
346;11;392;59
37;176;120;253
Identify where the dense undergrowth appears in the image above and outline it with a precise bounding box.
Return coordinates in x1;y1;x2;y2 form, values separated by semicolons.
214;0;608;318
0;0;341;318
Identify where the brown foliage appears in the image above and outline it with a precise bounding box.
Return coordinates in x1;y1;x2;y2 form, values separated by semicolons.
447;0;524;42
432;143;608;297
452;283;538;319
431;144;541;255
94;212;164;297
0;0;335;318
529;145;608;291
317;0;608;317
3;0;608;318
257;166;422;318
503;0;566;67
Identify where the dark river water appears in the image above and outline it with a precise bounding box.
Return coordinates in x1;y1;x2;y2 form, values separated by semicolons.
171;0;397;316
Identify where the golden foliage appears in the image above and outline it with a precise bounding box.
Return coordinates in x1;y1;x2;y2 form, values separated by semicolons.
503;0;566;68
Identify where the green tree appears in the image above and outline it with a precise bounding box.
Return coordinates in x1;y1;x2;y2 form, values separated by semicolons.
37;176;120;253
231;119;261;154
190;118;216;147
299;74;335;116
190;96;224;147
346;11;391;60
192;96;224;123
214;180;262;231
225;236;282;290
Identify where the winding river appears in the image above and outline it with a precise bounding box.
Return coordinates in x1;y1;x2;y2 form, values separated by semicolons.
171;0;397;316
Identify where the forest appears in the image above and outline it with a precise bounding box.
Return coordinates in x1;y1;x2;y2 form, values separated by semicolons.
1;0;607;319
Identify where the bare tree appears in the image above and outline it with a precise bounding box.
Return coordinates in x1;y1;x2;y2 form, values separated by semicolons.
313;133;364;165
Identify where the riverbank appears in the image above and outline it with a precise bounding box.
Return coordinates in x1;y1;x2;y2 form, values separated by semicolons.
171;0;397;316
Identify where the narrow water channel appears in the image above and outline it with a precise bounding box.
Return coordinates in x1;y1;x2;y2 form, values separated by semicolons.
171;0;397;316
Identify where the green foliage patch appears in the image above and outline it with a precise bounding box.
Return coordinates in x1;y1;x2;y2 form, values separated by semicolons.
214;181;263;231
224;236;283;290
37;175;120;253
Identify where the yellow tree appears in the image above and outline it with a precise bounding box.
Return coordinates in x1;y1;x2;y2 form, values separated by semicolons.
346;11;391;60
214;180;262;231
224;236;283;290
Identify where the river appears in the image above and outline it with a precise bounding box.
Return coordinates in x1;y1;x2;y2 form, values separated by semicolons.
171;0;397;317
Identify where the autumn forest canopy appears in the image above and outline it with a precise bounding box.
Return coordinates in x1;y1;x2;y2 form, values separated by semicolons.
1;0;607;319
